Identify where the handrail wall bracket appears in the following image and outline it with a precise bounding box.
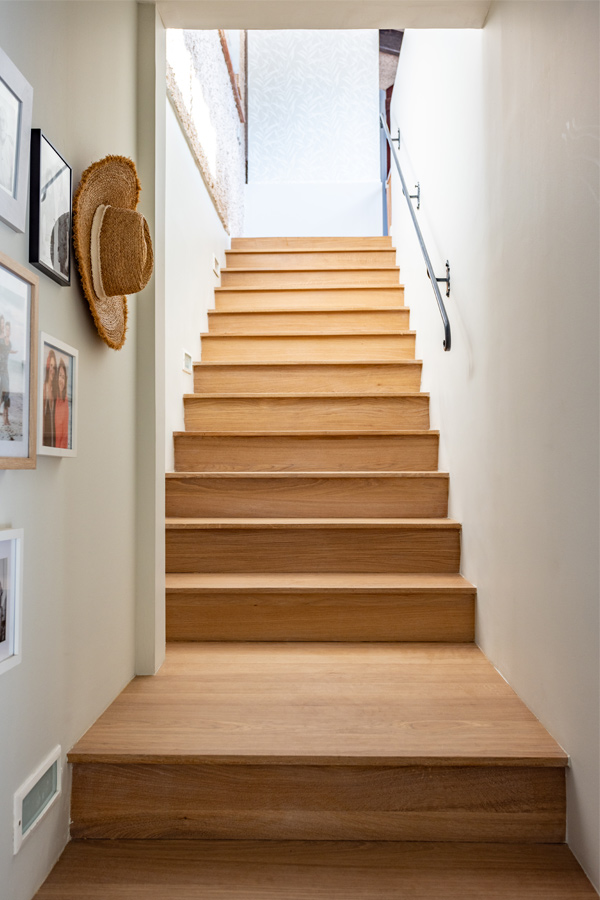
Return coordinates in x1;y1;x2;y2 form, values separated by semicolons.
380;113;451;351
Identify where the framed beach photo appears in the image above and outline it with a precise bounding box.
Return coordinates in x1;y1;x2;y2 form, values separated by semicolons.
0;46;33;233
38;333;77;457
0;252;38;468
0;529;23;676
29;131;72;285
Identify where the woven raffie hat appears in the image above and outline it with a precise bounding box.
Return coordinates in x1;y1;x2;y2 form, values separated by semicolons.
72;155;153;350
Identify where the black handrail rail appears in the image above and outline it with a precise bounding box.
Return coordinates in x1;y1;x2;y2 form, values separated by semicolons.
380;113;451;351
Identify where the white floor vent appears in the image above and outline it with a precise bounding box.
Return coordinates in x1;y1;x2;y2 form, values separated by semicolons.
13;746;62;853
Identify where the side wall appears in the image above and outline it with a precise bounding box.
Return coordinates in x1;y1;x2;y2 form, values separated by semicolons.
0;3;140;899
245;29;382;236
164;99;229;472
390;2;599;887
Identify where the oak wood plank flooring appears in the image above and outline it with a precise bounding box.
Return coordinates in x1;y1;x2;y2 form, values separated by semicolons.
164;472;449;518
172;430;440;472
231;234;394;248
214;286;405;310
192;361;422;394
69;763;564;842
68;643;567;766
34;841;598;899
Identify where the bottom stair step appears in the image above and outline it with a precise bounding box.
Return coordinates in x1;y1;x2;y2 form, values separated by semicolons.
35;841;598;898
67;644;567;842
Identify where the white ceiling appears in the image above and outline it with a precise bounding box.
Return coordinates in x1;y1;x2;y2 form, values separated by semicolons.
154;1;492;31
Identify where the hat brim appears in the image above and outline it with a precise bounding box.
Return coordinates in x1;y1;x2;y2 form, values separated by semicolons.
72;156;141;350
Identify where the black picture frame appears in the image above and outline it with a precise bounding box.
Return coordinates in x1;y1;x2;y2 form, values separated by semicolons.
29;130;72;286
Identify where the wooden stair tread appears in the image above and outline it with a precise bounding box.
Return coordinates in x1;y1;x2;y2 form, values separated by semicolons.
165;517;460;528
227;247;396;254
215;284;404;291
223;266;400;273
208;307;408;314
34;840;597;899
200;331;416;337
232;235;393;246
165;573;475;591
173;429;439;437
166;471;448;479
193;360;422;367
183;392;428;399
68;643;567;766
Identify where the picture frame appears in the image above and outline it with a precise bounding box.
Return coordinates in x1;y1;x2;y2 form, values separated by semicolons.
0;251;38;469
29;131;72;285
0;528;24;676
0;46;33;233
38;333;78;457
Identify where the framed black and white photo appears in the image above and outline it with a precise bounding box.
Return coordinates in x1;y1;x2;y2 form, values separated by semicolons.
0;528;23;676
38;333;77;457
0;252;38;469
0;46;33;233
29;131;72;285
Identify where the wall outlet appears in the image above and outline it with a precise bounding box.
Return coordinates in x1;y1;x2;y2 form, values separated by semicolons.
212;254;220;277
182;350;193;375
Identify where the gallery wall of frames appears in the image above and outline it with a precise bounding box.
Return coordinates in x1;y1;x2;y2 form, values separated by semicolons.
0;45;78;675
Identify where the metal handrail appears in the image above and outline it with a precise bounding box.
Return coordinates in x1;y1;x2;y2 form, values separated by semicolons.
380;113;451;351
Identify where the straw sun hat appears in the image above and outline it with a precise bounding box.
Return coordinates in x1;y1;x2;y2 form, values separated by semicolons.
72;155;153;350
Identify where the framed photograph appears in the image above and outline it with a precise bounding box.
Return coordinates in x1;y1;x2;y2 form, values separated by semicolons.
29;131;72;285
38;333;77;457
0;47;33;233
0;528;23;676
0;252;38;468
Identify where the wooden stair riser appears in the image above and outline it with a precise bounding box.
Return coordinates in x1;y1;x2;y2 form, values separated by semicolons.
183;396;429;433
226;250;398;269
166;589;475;642
200;333;416;362
165;523;461;574
215;287;405;311
220;269;401;289
193;363;422;395
165;474;449;519
231;237;394;250
207;309;410;335
70;763;565;842
173;432;439;473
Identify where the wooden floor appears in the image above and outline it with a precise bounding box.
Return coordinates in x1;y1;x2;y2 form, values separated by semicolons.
35;841;597;898
69;643;566;766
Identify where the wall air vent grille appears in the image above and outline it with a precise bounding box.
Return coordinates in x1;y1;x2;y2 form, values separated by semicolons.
13;746;62;853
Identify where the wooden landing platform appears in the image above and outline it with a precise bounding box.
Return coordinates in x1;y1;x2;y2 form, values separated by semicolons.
35;840;597;898
70;643;566;766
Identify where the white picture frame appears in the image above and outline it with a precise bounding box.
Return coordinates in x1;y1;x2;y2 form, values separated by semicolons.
0;528;24;676
0;46;33;233
38;333;78;457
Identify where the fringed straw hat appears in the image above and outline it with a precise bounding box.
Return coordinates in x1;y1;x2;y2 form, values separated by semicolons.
72;155;153;350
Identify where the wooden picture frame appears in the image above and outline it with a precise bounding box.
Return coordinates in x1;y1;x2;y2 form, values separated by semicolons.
0;252;38;468
0;528;24;676
38;333;78;457
0;46;33;233
29;131;72;285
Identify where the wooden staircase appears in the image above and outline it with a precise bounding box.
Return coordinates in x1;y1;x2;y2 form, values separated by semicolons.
36;237;596;897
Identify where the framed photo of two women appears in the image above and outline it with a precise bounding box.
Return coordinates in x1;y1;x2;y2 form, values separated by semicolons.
38;334;78;457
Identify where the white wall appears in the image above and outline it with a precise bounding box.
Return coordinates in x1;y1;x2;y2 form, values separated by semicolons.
0;3;141;899
244;182;382;237
165;99;229;471
245;29;382;236
390;2;599;888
